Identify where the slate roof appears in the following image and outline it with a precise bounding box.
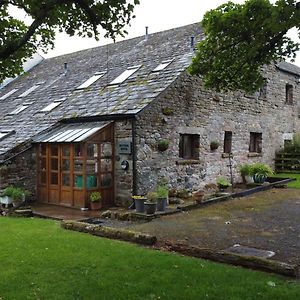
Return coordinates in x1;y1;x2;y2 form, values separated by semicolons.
0;23;203;156
276;61;300;77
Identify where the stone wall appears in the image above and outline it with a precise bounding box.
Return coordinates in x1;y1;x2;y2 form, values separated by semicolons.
135;64;300;194
0;143;36;199
114;120;134;206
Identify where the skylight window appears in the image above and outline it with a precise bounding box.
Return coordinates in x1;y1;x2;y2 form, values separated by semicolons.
152;60;173;72
41;101;62;112
9;105;29;115
76;72;106;90
109;66;141;85
18;83;42;98
0;89;18;100
0;130;15;141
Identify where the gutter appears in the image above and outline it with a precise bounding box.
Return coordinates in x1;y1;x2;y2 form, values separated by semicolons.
132;117;138;195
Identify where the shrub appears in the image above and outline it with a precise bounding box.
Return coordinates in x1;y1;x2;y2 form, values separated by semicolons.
210;140;220;150
156;186;168;198
216;177;231;189
239;164;253;176
146;192;158;203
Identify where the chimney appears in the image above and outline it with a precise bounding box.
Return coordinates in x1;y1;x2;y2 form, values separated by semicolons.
190;36;195;51
145;26;149;40
64;62;68;76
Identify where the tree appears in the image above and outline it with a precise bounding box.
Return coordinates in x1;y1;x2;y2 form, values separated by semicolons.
189;0;300;93
0;0;139;83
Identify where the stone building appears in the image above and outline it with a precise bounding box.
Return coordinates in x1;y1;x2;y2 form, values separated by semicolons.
0;23;299;208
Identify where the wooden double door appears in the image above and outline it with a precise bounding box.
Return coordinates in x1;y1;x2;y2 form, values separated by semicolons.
37;139;114;208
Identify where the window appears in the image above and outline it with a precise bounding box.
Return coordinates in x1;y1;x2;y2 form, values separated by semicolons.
109;65;141;85
179;134;199;159
76;72;106;90
286;84;293;104
223;131;232;153
152;60;173;72
0;89;18;100
9;105;29;115
18;83;42;98
249;132;262;153
41;101;62;112
0;130;15;141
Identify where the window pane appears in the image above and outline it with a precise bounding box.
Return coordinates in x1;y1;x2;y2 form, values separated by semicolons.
62;174;70;186
40;144;46;156
101;142;112;157
100;173;112;188
51;173;58;185
87;143;98;158
224;131;232;154
62;145;70;156
179;134;199;159
62;159;70;171
51;158;58;170
86;160;98;173
74;175;83;188
74;159;83;171
51;145;58;156
74;144;83;157
40;158;46;170
86;175;98;189
40;172;46;184
100;159;112;172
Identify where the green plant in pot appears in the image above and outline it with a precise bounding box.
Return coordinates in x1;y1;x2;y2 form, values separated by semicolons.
210;140;220;151
4;186;28;207
90;191;102;210
216;177;231;191
156;185;168;211
144;192;158;215
239;163;254;184
157;139;169;152
251;163;273;183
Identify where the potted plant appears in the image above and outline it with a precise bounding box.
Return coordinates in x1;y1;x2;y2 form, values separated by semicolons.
156;185;168;211
4;186;27;207
132;195;146;213
157;139;169;152
90;191;102;210
210;140;220;151
216;177;231;191
144;192;158;215
192;189;205;203
251;163;273;183
239;163;254;184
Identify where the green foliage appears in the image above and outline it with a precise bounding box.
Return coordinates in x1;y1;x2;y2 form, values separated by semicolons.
0;0;140;83
156;185;168;198
90;191;101;202
216;177;231;189
3;186;28;200
251;163;273;176
157;139;170;151
272;173;300;188
189;0;300;93
239;163;253;176
146;191;158;203
210;140;220;150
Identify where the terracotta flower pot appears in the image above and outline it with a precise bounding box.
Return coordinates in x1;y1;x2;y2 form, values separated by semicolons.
193;189;205;203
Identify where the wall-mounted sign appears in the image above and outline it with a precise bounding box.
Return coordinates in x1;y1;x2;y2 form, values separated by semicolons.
118;141;132;154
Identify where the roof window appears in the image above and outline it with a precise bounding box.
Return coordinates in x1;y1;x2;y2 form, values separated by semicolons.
0;130;15;141
41;101;62;112
18;83;42;98
0;89;18;100
9;105;29;115
152;60;173;72
76;72;106;90
109;66;141;85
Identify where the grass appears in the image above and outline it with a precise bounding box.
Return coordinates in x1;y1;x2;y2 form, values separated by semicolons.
272;173;300;188
0;218;300;300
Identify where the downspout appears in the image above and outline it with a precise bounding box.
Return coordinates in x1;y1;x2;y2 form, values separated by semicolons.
132;117;138;195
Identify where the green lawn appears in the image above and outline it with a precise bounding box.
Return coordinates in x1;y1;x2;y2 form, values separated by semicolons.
272;173;300;188
0;218;300;300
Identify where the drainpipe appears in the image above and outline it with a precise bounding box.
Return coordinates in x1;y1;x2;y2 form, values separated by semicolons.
132;118;138;195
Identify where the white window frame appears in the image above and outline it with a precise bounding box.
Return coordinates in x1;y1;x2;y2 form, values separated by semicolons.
109;65;141;85
152;59;173;72
76;72;106;90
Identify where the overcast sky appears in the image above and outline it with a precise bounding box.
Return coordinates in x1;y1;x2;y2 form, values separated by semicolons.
22;0;300;66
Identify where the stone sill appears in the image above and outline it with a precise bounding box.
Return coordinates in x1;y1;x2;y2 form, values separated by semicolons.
248;152;262;157
176;159;202;165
